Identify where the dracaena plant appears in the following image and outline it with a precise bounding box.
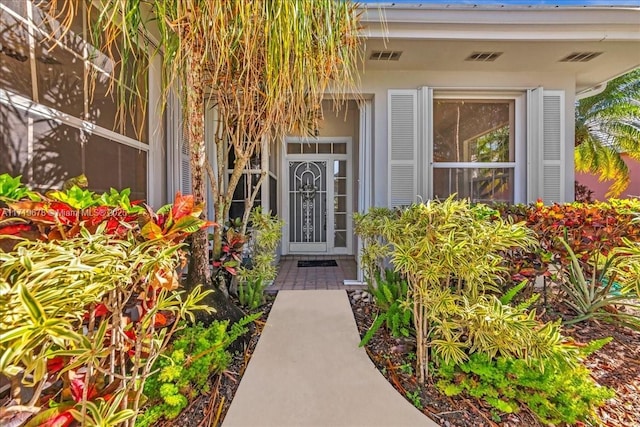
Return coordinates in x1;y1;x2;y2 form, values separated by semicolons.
0;229;213;427
236;207;284;309
355;197;581;384
0;176;216;427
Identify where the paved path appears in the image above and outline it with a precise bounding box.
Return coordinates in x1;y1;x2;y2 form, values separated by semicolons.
223;290;438;427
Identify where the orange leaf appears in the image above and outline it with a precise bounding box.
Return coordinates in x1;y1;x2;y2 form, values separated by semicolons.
171;192;195;221
140;221;164;240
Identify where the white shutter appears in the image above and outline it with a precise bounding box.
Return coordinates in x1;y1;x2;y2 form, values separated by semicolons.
180;123;192;195
526;88;543;203
418;87;432;199
542;91;564;203
388;90;418;208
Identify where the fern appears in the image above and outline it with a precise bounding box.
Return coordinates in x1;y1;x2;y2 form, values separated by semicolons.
359;313;387;347
364;269;413;340
500;280;529;305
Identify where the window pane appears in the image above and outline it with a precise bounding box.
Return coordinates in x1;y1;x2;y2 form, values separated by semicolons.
0;2;32;98
88;37;149;142
333;160;346;178
433;167;514;203
229;173;261;220
0;104;30;178
85;135;147;199
318;143;331;154
433;100;514;163
0;103;82;190
269;175;277;216
32;2;85;119
332;143;347;154
287;143;301;154
32;116;83;190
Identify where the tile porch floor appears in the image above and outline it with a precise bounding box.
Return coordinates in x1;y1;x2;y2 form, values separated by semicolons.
269;255;365;290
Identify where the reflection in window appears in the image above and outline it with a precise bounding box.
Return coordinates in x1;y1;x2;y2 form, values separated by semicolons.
0;1;150;197
0;2;32;98
433;99;514;163
433;99;516;203
433;168;514;203
0;104;147;196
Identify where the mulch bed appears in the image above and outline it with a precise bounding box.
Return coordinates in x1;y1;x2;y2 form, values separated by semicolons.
161;294;275;427
349;291;640;427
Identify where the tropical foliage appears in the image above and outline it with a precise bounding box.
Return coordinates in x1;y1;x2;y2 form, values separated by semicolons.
495;199;640;328
437;346;614;426
575;68;640;197
56;0;363;291
237;208;284;310
0;174;214;427
138;314;260;426
358;269;412;346
356;198;626;424
354;197;577;383
557;237;639;329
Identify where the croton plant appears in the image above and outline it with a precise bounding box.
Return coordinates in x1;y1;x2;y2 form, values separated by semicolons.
0;174;215;427
496;199;640;283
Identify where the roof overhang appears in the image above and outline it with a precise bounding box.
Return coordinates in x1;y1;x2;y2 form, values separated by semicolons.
359;4;640;93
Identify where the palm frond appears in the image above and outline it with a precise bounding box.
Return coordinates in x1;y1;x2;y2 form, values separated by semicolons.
575;68;640;197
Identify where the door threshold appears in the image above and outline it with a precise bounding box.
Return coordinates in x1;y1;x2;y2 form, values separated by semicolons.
343;279;366;286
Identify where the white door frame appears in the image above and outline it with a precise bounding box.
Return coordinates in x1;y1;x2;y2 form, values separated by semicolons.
281;137;353;255
355;99;373;283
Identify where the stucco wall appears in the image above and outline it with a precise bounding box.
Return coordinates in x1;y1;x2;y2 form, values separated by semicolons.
576;153;640;200
358;69;577;207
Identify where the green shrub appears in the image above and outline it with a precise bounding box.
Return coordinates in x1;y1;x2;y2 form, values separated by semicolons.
356;197;542;382
558;237;639;329
424;290;576;373
237;207;283;309
0;175;214;427
138;314;260;426
437;346;614;426
359;269;412;346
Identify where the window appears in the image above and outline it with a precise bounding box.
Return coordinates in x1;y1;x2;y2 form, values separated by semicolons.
432;98;518;203
0;1;149;198
226;144;264;221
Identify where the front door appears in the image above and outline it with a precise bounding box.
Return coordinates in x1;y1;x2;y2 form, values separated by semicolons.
288;160;328;252
285;140;352;254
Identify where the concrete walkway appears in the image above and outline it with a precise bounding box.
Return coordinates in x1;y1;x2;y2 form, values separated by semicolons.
223;290;438;427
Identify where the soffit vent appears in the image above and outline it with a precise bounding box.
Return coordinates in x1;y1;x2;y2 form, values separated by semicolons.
560;52;603;62
369;51;402;61
465;52;503;62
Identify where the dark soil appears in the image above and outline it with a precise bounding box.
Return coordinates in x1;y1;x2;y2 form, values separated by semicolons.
161;294;275;427
349;291;640;427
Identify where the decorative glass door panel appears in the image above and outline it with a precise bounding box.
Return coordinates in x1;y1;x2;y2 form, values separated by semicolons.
289;161;327;252
333;160;348;249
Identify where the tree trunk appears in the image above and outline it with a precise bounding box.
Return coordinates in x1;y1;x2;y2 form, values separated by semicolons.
183;51;246;326
185;52;211;288
211;134;226;260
